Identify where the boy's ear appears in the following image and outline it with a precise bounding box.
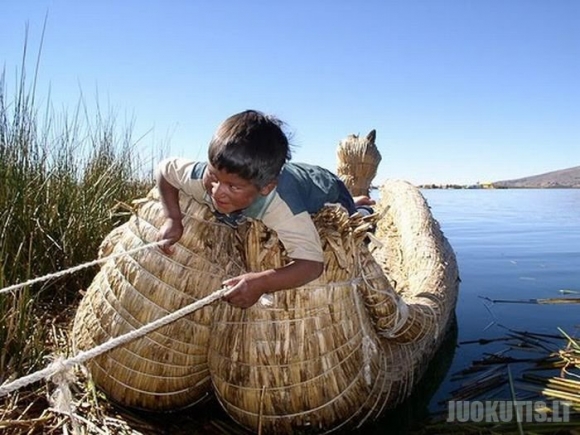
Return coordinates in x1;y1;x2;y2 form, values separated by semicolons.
259;179;277;196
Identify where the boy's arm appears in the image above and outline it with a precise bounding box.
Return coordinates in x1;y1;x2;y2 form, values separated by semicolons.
222;259;323;308
156;170;184;254
157;171;182;220
223;205;326;308
353;195;376;207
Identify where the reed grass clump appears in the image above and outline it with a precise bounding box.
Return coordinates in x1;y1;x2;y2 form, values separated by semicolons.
0;65;152;383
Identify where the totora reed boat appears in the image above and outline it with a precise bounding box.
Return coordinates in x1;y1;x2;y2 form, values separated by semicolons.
72;130;459;434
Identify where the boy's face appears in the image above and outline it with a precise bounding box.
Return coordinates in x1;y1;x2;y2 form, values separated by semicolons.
203;164;275;214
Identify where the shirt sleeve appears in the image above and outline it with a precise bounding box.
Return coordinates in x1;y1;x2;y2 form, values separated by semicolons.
262;196;324;263
157;157;207;202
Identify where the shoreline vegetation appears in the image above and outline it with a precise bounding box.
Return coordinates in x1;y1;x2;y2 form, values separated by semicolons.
0;63;153;384
1;57;579;433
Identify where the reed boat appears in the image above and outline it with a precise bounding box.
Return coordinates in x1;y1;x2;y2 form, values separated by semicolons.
72;131;459;434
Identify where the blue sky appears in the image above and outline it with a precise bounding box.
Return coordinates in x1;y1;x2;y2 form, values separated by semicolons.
2;0;578;185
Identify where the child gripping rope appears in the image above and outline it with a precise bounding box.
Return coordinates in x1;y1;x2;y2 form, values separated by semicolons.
156;109;376;308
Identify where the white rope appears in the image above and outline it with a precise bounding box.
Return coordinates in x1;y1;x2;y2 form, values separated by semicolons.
0;286;230;397
0;240;165;295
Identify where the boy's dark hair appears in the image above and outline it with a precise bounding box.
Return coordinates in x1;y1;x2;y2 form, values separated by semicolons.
208;110;291;188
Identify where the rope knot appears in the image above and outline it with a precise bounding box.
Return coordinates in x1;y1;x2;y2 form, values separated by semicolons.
49;356;76;386
48;356;77;415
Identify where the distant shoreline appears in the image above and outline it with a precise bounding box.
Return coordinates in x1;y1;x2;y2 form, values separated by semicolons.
418;165;580;189
418;184;580;190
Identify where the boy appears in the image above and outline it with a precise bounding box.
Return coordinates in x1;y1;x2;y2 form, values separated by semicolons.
156;110;374;308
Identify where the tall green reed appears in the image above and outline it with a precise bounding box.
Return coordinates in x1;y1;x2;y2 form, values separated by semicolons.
0;62;153;381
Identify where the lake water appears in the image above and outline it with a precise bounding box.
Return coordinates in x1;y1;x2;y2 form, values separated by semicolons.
361;188;580;433
423;189;580;407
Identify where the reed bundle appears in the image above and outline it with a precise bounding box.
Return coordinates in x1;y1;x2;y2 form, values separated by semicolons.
336;129;382;197
366;180;458;343
208;205;391;433
72;189;243;410
208;180;459;433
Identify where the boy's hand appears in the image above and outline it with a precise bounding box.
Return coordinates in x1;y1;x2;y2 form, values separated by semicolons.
353;195;376;207
158;217;184;255
222;273;265;308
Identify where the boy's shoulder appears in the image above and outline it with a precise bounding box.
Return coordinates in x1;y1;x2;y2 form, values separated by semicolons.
279;163;338;187
275;163;341;215
281;162;333;176
158;158;208;204
189;161;207;180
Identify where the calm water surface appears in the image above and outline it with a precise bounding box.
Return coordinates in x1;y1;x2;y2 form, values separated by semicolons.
421;188;580;410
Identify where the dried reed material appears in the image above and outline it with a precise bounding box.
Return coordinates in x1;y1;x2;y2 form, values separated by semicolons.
357;243;440;343
209;206;391;434
355;181;458;411
72;189;243;411
208;182;459;434
336;130;382;197
371;179;458;334
367;179;460;408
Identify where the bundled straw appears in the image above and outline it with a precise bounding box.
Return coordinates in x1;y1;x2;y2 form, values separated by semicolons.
208;182;459;433
336;129;382;197
362;180;459;411
208;205;391;433
369;179;458;339
72;189;243;410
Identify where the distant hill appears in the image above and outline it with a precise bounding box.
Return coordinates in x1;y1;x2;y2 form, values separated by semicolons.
493;166;580;188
